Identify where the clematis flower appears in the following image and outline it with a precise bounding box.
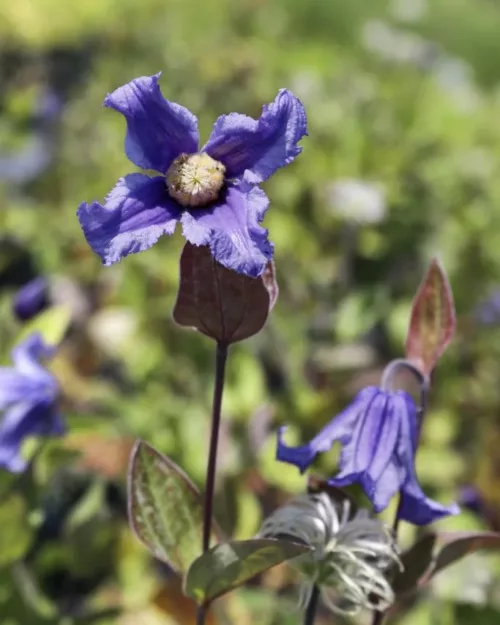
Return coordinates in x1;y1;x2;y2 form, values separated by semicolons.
12;277;49;321
474;291;500;326
0;89;61;185
277;386;459;525
77;74;307;278
0;334;63;472
258;492;400;615
457;485;500;531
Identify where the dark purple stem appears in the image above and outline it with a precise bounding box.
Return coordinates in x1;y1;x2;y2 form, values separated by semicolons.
371;360;430;625
196;607;206;625
197;341;229;625
202;341;229;550
303;584;320;625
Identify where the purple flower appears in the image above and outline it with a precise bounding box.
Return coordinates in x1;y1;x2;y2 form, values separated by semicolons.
457;485;484;516
277;386;459;526
0;89;61;185
12;277;49;321
474;292;500;326
77;74;307;277
0;334;63;473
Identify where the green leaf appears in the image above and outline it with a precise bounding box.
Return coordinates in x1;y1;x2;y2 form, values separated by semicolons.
128;440;212;573
0;494;33;566
393;533;436;596
10;562;59;618
17;305;71;347
455;604;500;625
184;538;311;606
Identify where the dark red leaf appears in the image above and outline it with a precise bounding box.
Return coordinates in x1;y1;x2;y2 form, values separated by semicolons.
393;533;436;596
405;258;455;376
425;531;500;582
173;243;271;344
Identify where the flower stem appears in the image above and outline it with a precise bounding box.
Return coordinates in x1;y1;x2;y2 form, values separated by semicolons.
202;341;229;550
196;341;229;625
303;585;320;625
196;607;206;625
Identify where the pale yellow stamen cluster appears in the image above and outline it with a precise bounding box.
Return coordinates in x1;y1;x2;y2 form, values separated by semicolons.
166;152;226;208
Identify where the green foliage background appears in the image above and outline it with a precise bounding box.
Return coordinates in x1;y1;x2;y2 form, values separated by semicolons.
2;0;500;623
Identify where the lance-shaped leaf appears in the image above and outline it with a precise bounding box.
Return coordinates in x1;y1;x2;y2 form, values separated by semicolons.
393;533;436;596
173;243;271;344
423;531;500;583
0;494;32;566
184;538;310;605
128;441;217;573
405;258;455;376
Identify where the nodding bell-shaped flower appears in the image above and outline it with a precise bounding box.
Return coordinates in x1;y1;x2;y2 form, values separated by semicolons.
277;385;459;525
258;492;401;616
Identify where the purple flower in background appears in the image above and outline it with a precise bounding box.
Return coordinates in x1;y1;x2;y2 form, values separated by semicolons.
277;386;459;525
457;485;484;516
12;277;49;321
0;334;63;472
0;89;62;185
77;74;307;277
474;292;500;326
457;485;500;531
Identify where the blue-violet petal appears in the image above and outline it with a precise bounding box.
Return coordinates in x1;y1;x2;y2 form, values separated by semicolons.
105;74;199;173
203;89;307;184
180;184;272;278
78;174;182;266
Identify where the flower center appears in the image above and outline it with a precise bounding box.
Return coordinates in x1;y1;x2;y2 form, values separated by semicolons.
166;152;226;208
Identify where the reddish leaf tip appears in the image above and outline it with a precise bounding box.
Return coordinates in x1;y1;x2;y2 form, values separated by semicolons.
405;258;456;376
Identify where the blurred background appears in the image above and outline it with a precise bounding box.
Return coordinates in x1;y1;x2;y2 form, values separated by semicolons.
2;0;500;623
